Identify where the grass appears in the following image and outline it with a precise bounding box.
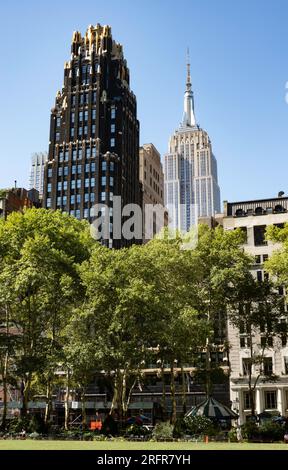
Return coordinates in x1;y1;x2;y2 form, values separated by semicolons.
0;440;288;450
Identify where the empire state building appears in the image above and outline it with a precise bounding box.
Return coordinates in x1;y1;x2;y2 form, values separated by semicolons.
164;56;221;232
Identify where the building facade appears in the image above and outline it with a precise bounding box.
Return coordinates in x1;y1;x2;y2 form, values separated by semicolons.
0;187;40;219
43;24;142;248
164;57;221;233
139;143;167;240
223;197;288;422
29;152;48;197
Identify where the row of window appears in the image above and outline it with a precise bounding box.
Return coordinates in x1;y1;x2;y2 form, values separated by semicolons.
57;193;96;205
47;161;114;179
56;179;96;190
71;92;97;107
243;390;279;410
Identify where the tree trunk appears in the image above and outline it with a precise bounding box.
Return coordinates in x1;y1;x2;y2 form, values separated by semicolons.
181;365;187;414
161;362;166;420
64;369;70;430
81;387;87;428
205;340;212;397
44;378;52;425
170;364;177;424
1;305;10;429
1;356;8;429
21;376;31;418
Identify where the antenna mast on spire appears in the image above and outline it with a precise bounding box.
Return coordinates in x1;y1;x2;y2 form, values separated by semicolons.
186;47;191;86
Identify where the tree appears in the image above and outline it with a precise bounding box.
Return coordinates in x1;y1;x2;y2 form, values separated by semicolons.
229;278;283;417
265;223;288;290
0;209;93;422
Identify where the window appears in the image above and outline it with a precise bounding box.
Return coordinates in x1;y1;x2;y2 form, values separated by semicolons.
84;110;88;122
84;125;88;136
240;337;246;348
71;112;75;123
75;209;80;219
91;162;95;172
57;197;61;206
90;178;95;187
101;176;106;186
92;147;97;158
47;183;52;193
64;151;69;161
71;95;76;106
84;193;89;203
110;162;114;171
76;179;81;189
111;124;115;133
92;91;96;103
255;255;261;264
86;148;91;158
71;180;76;189
63;181;67;190
284;357;288;374
263;357;273;376
48;168;53;178
101;192;106;201
70;128;75;138
72;165;76;175
90;193;95;202
110;177;114;186
80;94;84;105
46;198;51;208
110;138;115;147
111;105;116;119
254;225;267;246
77;165;82;174
78;127;83;137
70;195;75;204
102;161;107;171
92;109;96;119
243;391;254;410
76;194;81;204
85;178;90;188
242;358;251;376
92;124;96;135
59;151;64;162
78;149;82;159
56;117;61;127
264;391;277;409
84;208;89;219
263;254;269;262
257;271;263;282
72;149;77;161
57;182;62;191
79;111;83;122
62;196;67;206
64;167;68;176
85;163;90;173
56;132;60;142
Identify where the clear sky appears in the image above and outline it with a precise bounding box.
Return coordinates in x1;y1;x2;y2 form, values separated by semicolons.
0;0;288;204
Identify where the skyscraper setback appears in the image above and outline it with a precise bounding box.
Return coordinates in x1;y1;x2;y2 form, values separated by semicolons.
43;24;142;248
164;56;221;232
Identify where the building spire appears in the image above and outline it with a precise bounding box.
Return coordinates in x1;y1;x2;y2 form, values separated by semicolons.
182;48;196;127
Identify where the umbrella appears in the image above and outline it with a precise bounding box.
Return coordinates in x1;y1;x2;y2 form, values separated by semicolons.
186;397;238;420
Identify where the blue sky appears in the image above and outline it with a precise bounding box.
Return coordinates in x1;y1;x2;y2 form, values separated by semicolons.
0;0;288;204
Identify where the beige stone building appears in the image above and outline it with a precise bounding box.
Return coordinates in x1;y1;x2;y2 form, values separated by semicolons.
222;196;288;423
139;143;166;240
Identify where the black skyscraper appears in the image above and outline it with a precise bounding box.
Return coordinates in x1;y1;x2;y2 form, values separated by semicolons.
43;24;142;248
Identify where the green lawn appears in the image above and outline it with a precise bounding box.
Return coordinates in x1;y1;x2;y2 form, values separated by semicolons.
0;440;288;450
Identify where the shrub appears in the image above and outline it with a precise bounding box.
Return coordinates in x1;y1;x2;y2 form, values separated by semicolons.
152;422;174;441
241;421;259;440
227;428;238;442
29;432;41;440
258;422;283;442
125;424;151;437
183;416;217;436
